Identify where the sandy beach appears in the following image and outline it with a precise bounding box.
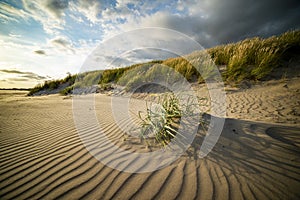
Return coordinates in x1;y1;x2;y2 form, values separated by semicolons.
0;78;300;199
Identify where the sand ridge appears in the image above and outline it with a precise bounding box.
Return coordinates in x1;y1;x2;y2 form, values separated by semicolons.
0;79;300;199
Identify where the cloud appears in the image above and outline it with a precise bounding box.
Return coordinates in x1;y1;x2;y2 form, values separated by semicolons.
190;0;300;45
0;2;30;22
50;36;75;53
0;0;72;35
69;0;102;23
0;69;48;80
8;33;22;38
122;48;178;63
2;0;299;46
21;0;68;34
7;77;32;82
21;74;47;80
34;50;46;55
0;0;65;35
0;69;29;74
50;37;70;47
43;0;69;18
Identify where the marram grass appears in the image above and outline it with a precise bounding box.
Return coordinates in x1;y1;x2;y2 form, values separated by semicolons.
136;93;207;148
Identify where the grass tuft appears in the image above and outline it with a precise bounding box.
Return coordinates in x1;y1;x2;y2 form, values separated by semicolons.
136;93;206;147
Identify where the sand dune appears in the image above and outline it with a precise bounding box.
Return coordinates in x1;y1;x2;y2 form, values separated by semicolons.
0;79;300;200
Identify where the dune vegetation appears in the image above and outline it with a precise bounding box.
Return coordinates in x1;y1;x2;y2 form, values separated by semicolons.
28;30;300;96
208;30;300;82
27;73;77;96
136;93;207;147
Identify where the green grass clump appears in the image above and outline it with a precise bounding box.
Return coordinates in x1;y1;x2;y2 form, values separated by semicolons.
137;93;204;147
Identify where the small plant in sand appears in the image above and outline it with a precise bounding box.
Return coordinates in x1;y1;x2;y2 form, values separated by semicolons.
137;93;205;147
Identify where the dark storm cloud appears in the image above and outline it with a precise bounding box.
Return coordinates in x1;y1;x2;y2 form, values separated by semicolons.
151;0;300;47
202;0;300;45
0;69;48;80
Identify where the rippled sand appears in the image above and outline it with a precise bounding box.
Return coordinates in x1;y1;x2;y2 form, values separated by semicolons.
0;79;300;199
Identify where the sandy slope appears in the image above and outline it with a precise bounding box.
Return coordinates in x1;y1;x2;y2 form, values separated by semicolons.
226;78;300;124
0;79;300;200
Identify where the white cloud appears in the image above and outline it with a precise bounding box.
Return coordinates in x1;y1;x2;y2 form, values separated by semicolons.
69;0;102;24
176;0;185;11
43;0;69;19
8;33;22;38
0;2;30;22
21;0;68;35
49;36;75;53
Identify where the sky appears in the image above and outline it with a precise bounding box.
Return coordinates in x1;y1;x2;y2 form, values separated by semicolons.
0;0;299;88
